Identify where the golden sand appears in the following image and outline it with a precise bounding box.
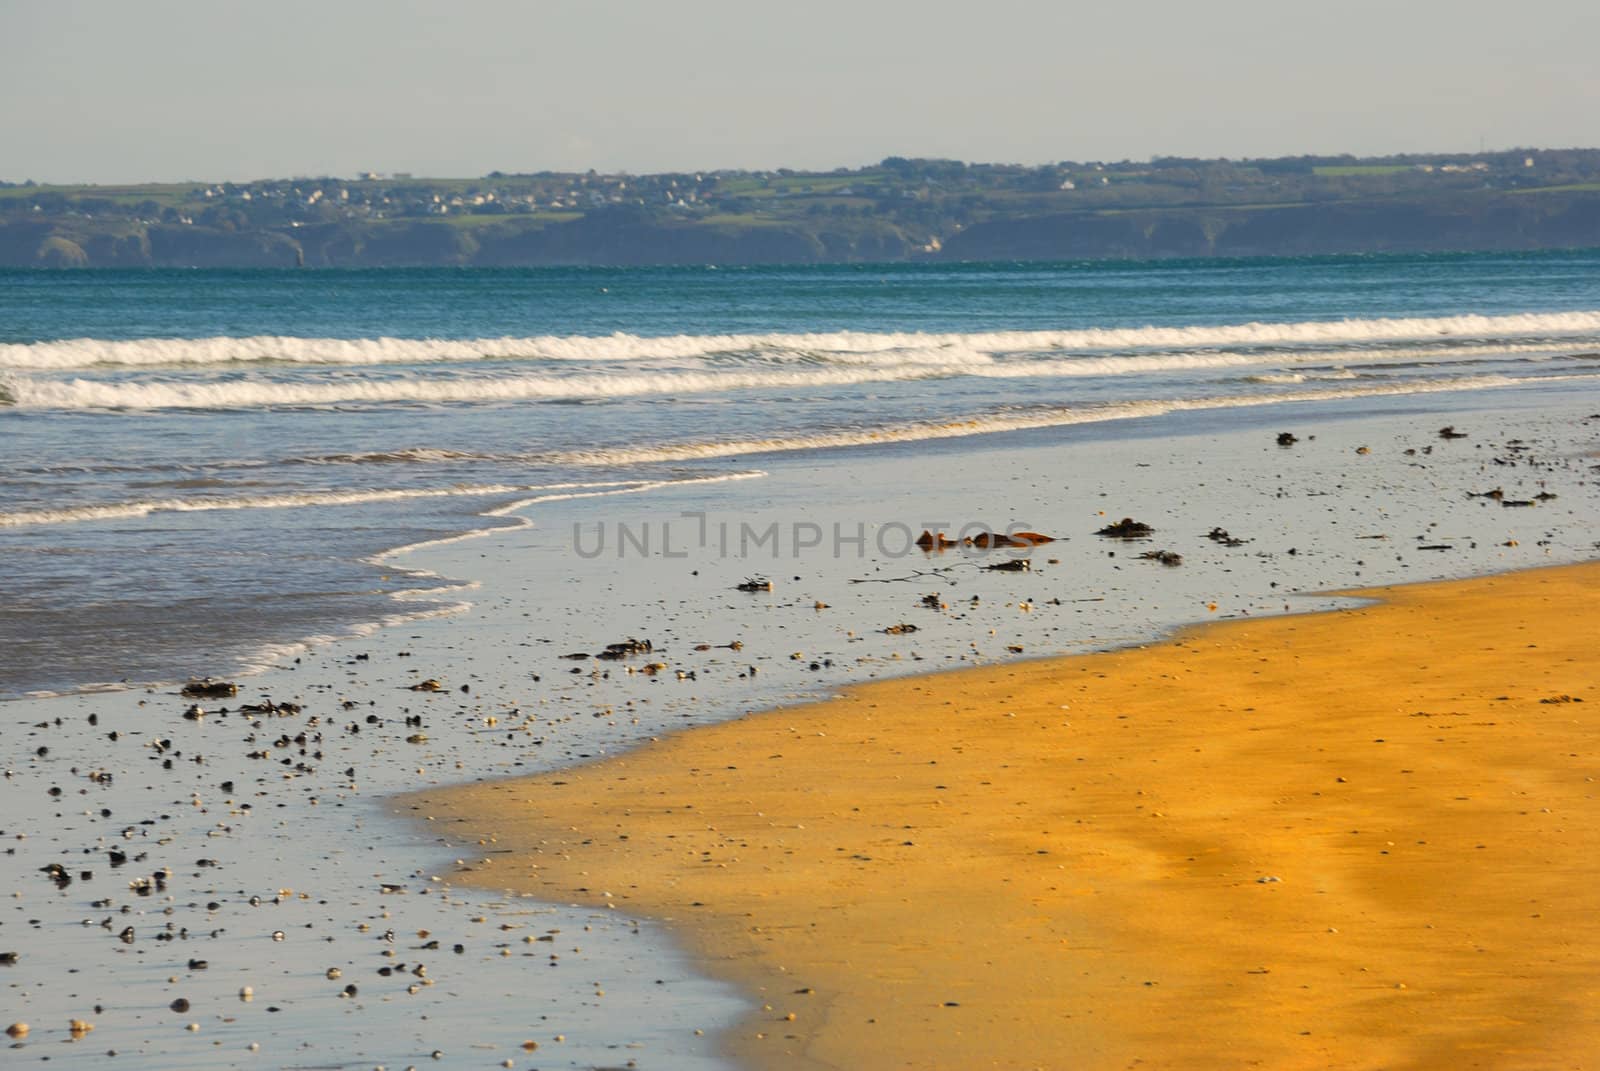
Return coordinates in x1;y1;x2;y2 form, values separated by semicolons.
411;564;1600;1069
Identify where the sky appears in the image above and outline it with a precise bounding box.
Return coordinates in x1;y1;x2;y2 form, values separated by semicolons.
3;0;1597;184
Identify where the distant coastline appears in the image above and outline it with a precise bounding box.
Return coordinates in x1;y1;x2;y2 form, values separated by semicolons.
5;150;1600;268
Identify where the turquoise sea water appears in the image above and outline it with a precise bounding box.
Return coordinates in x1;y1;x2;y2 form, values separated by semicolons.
3;251;1599;696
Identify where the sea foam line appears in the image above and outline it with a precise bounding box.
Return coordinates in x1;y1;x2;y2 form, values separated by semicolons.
0;479;641;529
8;469;772;699
3;341;1593;411
4;309;1599;369
546;372;1596;465
238;470;771;675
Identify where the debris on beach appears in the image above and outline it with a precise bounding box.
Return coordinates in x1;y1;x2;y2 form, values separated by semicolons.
736;576;774;592
1467;487;1505;500
181;678;237;699
1138;549;1184;566
1438;425;1468;439
1095;517;1154;538
1276;432;1299;446
970;531;1056;548
239;699;301;715
985;558;1031;572
918;529;1057;550
1206;527;1249;546
408;679;445;692
920;593;946;609
597;638;653;660
882;623;919;635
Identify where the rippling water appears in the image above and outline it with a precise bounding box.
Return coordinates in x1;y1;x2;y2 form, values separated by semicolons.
4;252;1598;696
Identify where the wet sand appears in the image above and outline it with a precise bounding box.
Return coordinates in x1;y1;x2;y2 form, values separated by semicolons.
415;562;1600;1070
6;392;1597;1068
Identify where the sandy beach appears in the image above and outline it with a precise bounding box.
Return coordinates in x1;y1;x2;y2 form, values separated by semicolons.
415;561;1600;1070
6;388;1597;1069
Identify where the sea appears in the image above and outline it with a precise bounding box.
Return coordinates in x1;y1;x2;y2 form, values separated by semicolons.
3;251;1600;700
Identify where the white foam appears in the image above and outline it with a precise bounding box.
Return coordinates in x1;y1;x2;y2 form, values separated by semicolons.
4;309;1599;370
366;469;769;562
3;340;1589;411
549;372;1590;465
0;479;638;529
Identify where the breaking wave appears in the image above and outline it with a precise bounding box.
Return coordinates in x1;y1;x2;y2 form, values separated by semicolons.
3;342;1593;411
4;309;1600;370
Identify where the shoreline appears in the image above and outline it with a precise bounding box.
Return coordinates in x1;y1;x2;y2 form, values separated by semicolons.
3;385;1596;1069
411;560;1600;1070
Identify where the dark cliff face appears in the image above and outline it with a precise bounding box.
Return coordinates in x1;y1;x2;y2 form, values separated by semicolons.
939;193;1600;261
4;192;1598;268
469;214;827;266
145;225;304;268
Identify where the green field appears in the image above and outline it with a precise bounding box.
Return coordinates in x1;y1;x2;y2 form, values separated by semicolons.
432;210;581;228
0;182;198;204
1509;182;1600;195
1313;165;1413;177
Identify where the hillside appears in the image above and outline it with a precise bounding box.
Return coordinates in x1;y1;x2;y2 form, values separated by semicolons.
4;150;1600;267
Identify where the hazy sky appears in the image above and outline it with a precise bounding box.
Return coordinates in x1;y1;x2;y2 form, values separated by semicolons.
4;0;1596;183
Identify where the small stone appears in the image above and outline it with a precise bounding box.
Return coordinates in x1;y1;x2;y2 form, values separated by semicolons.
5;1022;27;1039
